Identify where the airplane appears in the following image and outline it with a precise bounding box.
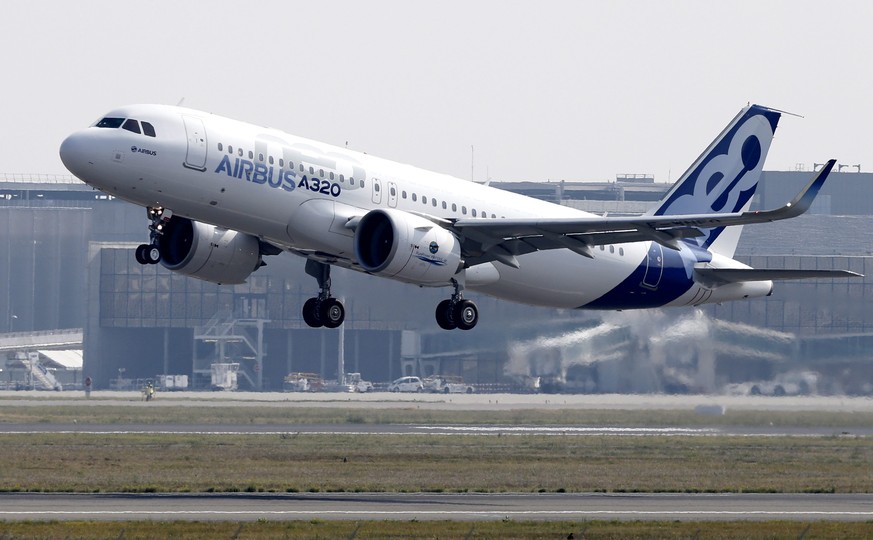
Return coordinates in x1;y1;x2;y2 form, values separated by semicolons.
59;103;860;330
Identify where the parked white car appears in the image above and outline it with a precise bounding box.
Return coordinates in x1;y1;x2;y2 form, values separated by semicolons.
423;375;475;394
389;376;424;392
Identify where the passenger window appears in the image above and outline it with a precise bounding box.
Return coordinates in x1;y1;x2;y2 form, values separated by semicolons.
350;177;355;186
609;245;615;253
218;143;223;152
422;196;427;205
309;166;314;174
375;184;380;192
279;158;284;167
462;206;467;215
319;169;324;177
452;203;457;212
619;247;624;256
141;122;156;137
248;151;254;159
472;209;477;217
228;145;233;154
299;164;304;172
390;186;396;196
402;191;407;199
339;174;344;182
330;172;334;180
412;194;417;202
259;153;264;162
432;199;437;207
361;179;365;188
442;201;447;209
122;119;141;134
96;117;124;128
238;148;243;157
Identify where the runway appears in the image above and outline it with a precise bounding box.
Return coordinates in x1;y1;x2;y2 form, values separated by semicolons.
0;422;869;437
0;492;871;522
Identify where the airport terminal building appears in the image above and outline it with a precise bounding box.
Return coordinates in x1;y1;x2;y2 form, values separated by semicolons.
1;166;871;394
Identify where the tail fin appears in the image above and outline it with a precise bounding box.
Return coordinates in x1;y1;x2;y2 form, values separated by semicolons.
650;104;782;257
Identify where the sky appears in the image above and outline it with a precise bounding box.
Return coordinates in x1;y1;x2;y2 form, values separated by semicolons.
2;0;872;184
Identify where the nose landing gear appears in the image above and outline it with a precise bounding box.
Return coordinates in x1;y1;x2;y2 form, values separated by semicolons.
135;207;172;265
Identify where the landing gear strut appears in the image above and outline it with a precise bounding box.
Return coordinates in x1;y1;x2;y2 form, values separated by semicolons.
435;278;478;331
134;207;171;265
302;260;345;329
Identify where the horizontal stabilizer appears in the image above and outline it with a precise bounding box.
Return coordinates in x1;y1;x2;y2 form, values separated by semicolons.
695;267;862;287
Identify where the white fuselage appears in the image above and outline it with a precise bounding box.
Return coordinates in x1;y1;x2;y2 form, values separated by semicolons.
59;104;771;311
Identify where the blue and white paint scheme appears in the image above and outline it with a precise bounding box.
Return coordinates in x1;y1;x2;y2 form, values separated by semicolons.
59;104;860;330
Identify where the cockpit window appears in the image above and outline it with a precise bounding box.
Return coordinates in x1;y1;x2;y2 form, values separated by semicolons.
122;119;141;134
96;117;124;128
141;121;156;137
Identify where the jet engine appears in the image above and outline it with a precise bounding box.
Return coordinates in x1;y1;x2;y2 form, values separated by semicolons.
158;216;263;285
354;209;462;285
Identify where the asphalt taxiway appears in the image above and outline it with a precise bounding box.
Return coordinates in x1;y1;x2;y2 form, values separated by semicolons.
0;422;870;437
0;492;871;522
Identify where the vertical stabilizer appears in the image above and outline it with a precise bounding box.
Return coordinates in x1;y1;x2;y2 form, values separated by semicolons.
650;105;781;257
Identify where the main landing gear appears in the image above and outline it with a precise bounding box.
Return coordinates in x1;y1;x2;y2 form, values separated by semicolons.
134;207;171;265
435;278;478;331
302;260;345;329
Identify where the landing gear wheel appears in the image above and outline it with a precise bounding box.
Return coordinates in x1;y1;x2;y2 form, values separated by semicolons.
145;245;161;264
135;244;149;265
435;299;457;330
454;299;478;331
319;298;345;329
302;297;323;328
135;244;160;265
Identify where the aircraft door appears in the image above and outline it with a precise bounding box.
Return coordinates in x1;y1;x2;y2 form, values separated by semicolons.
372;178;383;204
641;242;663;289
387;181;398;208
182;115;208;171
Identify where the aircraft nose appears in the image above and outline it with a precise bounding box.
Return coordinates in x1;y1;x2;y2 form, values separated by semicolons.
59;130;93;177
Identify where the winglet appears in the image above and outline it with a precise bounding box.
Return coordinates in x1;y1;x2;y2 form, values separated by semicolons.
776;159;835;219
697;157;835;225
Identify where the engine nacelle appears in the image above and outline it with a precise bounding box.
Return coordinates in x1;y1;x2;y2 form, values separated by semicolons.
158;216;262;285
354;209;462;285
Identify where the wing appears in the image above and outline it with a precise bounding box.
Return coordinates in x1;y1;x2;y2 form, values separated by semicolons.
449;160;837;269
694;268;862;287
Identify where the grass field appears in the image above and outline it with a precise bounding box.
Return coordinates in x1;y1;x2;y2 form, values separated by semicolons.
1;431;871;494
2;403;873;428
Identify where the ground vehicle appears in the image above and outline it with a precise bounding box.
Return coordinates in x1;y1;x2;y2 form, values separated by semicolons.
423;375;475;394
725;371;820;397
388;376;423;393
283;372;324;392
346;373;374;393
